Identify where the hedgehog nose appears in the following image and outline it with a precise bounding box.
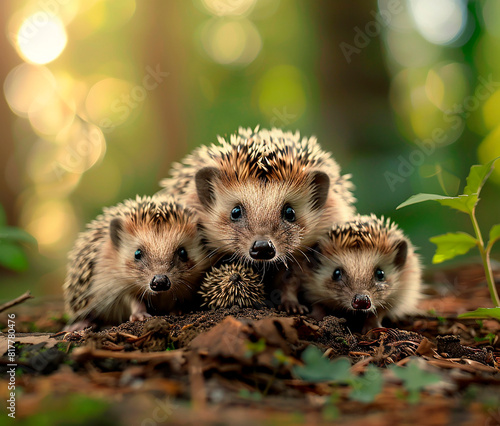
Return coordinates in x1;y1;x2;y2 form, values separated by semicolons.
150;274;171;292
352;294;371;310
249;240;276;260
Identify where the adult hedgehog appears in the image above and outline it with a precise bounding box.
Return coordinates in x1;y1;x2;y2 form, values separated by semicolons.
158;127;356;312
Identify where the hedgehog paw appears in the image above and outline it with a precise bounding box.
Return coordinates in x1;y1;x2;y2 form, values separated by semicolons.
279;300;309;315
129;312;152;322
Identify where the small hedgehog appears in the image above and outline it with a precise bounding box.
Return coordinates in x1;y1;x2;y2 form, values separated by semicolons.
303;214;422;333
158;127;356;313
199;263;265;309
63;196;209;331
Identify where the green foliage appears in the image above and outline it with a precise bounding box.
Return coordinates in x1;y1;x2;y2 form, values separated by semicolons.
245;337;267;358
349;364;383;403
429;232;477;264
389;360;441;404
397;158;500;309
293;346;383;403
294;346;352;382
15;394;110;426
0;204;37;272
458;307;500;320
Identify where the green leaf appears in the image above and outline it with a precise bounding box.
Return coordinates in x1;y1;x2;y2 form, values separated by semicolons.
430;232;478;264
489;224;500;247
396;193;477;214
0;227;38;246
349;365;383;403
436;194;478;214
293;346;353;382
0;242;29;271
397;193;458;210
390;360;441;393
458;308;500;320
463;157;500;196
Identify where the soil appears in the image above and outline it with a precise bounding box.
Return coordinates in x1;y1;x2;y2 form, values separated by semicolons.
1;262;499;425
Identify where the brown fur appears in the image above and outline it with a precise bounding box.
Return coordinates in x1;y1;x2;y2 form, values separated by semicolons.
63;196;209;329
303;214;422;332
158;127;356;290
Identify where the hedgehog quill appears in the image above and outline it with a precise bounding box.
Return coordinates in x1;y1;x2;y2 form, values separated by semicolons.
303;214;423;333
158;127;356;313
199;263;265;309
63;196;209;331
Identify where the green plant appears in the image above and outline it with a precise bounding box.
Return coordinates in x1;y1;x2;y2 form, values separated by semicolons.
0;204;37;271
293;346;383;403
397;158;500;318
389;360;441;404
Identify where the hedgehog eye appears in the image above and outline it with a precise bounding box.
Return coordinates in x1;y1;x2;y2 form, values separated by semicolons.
375;268;385;281
230;205;242;221
177;247;188;262
282;204;296;222
134;249;142;261
332;268;343;282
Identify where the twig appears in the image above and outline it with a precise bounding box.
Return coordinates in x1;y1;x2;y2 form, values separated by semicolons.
0;291;33;314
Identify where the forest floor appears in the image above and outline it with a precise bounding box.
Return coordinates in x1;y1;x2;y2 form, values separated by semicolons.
1;263;500;425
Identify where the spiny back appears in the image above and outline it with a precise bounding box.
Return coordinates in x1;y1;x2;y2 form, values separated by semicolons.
161;126;346;193
328;214;403;254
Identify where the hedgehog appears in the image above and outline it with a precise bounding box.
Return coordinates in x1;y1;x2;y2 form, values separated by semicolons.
303;214;422;333
63;195;209;331
199;262;265;309
158;127;356;313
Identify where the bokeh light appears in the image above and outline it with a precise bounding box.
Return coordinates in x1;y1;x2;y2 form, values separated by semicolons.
16;14;67;64
256;65;307;121
200;18;262;66
408;0;467;46
4;64;57;117
200;0;257;17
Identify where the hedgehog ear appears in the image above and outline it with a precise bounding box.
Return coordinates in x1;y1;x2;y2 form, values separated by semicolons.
109;218;123;249
309;171;330;210
393;240;408;269
196;167;221;208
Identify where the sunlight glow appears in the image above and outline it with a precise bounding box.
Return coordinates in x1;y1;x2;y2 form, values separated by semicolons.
408;0;467;45
16;14;67;64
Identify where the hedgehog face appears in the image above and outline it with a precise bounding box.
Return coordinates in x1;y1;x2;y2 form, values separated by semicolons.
195;167;330;265
108;215;207;302
310;241;408;314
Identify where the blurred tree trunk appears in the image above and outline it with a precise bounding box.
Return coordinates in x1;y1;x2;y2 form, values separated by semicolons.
0;2;18;224
136;0;188;179
314;0;392;156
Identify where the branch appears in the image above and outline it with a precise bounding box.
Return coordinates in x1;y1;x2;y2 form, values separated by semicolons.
0;291;33;314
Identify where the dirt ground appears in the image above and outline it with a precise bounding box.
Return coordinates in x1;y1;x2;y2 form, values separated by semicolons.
1;262;500;425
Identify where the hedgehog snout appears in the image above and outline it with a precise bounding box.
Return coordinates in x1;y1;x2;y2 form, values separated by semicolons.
249;240;276;260
351;294;371;310
150;274;171;292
